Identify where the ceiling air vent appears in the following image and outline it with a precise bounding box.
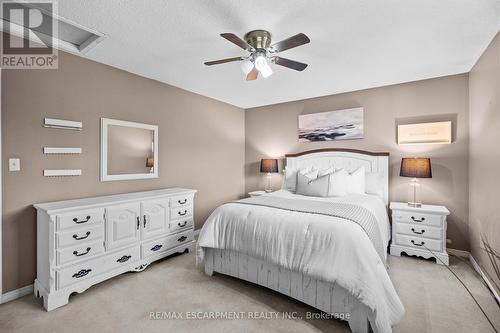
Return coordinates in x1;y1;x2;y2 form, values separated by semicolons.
0;2;105;55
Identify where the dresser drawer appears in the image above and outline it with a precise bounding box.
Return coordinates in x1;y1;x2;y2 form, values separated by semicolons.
169;218;194;234
56;240;104;266
56;224;104;248
392;210;443;227
394;234;443;252
170;205;193;220
170;194;194;208
56;209;105;231
142;230;193;259
394;223;442;240
56;245;141;289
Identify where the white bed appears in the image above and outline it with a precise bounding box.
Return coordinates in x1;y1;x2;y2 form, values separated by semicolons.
197;149;404;333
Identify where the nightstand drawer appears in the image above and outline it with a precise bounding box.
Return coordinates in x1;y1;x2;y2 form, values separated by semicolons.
392;211;443;227
395;234;443;252
395;223;442;240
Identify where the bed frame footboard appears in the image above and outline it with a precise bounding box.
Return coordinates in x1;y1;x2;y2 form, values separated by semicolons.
203;248;372;333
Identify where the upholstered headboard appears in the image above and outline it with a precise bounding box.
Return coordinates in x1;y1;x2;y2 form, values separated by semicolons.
285;148;390;205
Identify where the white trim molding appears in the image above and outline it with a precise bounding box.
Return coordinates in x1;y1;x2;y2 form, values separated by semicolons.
447;248;470;258
469;254;500;304
448;248;500;305
1;284;33;304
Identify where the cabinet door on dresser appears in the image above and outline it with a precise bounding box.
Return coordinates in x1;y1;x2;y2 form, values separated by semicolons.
105;203;141;250
141;199;169;240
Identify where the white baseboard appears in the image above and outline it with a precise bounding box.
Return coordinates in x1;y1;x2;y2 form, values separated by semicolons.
1;284;33;304
469;254;500;304
447;248;470;258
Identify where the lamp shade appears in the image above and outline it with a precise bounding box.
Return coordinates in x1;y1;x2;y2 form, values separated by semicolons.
260;159;279;173
400;158;432;178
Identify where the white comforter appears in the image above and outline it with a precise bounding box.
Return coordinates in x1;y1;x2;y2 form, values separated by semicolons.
197;190;405;333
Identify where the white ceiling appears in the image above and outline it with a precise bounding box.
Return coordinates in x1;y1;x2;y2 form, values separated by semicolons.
59;0;499;109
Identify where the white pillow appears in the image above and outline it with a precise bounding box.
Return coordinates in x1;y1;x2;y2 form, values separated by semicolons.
365;171;384;197
346;167;365;194
328;169;348;197
296;173;330;197
282;166;317;192
318;166;335;177
302;168;319;180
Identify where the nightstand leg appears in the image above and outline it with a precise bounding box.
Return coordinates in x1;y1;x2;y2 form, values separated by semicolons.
390;247;402;257
435;253;450;266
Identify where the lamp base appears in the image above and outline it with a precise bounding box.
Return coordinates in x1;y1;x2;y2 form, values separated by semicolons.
407;178;422;208
264;173;273;193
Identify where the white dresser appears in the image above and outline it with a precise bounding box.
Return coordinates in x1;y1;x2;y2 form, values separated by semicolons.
33;188;196;311
389;202;450;265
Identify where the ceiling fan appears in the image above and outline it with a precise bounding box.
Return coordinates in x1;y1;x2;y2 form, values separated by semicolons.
204;30;310;80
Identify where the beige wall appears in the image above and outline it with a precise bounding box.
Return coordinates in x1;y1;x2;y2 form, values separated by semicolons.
246;74;470;251
1;52;245;292
469;32;500;293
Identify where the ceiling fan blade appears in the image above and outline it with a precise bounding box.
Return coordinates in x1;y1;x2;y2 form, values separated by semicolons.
220;33;253;51
246;67;259;81
204;56;243;66
270;33;310;53
273;57;308;71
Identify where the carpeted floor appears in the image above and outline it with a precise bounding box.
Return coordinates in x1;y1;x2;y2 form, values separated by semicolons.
0;251;499;333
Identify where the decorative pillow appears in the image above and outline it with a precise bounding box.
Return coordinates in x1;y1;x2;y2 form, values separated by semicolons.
282;167;317;192
318;166;335;177
296;173;330;197
346;167;365;194
302;168;319;180
328;169;348;197
365;171;384;198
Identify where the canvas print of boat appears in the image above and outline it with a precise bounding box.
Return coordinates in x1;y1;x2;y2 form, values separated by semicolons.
298;107;364;142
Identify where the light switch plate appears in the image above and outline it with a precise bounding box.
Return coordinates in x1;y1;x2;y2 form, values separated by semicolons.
9;158;20;171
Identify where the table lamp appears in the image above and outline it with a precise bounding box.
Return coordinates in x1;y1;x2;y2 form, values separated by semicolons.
400;157;432;207
260;159;279;193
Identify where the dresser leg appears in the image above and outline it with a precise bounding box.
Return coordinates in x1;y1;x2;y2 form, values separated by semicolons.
43;293;69;311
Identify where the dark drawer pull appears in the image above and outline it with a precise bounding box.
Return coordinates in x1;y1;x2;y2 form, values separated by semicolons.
117;255;131;263
178;210;188;216
178;221;188;228
151;244;163;252
136;216;140;230
178;236;188;242
73;216;91;224
73;247;91;256
143;215;147;228
73;231;91;240
411;240;425;247
178;199;188;205
411;216;425;222
411;228;425;235
72;269;91;278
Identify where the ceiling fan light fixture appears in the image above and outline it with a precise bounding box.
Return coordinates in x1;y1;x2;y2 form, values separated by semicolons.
204;30;309;80
241;58;254;75
254;55;273;78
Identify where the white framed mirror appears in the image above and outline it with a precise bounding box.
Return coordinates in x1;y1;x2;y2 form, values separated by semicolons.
100;118;158;181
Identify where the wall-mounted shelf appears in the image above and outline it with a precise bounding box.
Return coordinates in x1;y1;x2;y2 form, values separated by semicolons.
43;147;82;154
43;118;82;130
43;169;82;177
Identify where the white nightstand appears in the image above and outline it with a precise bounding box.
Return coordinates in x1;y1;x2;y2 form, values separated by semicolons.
390;202;450;265
248;190;266;197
